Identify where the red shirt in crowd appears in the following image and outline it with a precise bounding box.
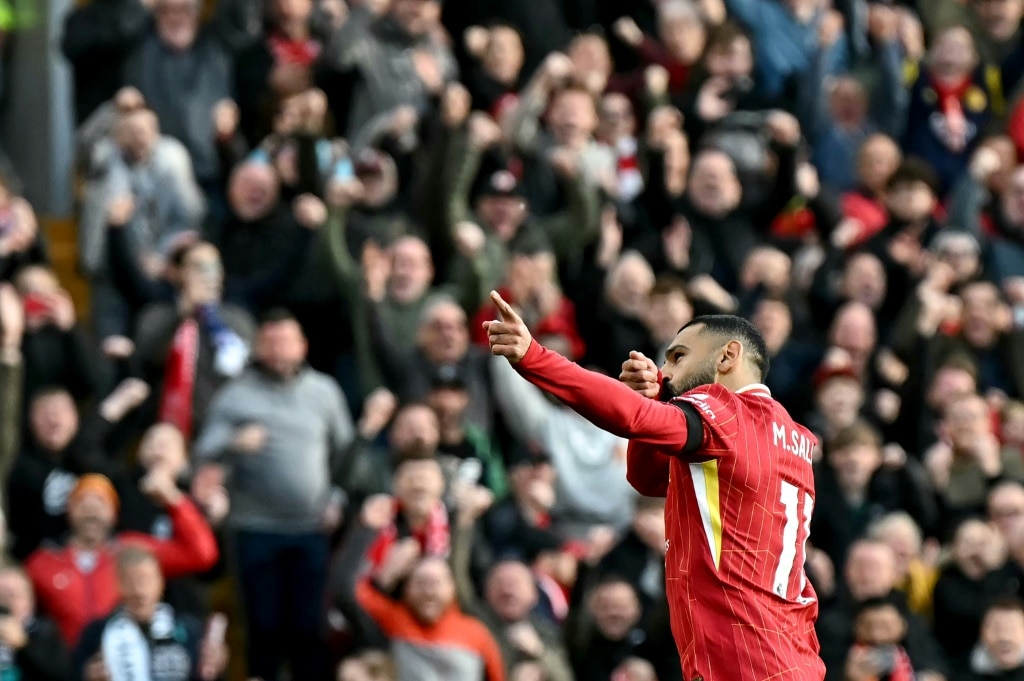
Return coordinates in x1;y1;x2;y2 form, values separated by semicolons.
471;287;586;360
25;497;219;647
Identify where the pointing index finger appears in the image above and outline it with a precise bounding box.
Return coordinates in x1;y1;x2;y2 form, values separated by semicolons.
490;290;521;323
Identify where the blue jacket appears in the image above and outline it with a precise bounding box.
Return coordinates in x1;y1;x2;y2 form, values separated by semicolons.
725;0;849;100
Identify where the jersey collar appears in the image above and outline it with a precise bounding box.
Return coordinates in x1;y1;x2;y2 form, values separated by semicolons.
736;383;772;398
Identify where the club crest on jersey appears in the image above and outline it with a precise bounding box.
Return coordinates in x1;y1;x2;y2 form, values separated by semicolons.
679;394;717;422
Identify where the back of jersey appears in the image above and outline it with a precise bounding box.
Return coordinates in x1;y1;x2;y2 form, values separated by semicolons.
666;383;823;680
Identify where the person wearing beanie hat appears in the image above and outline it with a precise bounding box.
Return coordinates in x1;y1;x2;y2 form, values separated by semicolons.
24;471;218;647
67;474;120;516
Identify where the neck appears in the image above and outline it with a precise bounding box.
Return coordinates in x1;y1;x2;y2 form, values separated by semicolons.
405;508;431;529
518;499;547;522
839;484;867;505
440;425;463;444
128;608;157;625
933;70;969;87
71;535;105;551
718;373;762;392
278;20;308;41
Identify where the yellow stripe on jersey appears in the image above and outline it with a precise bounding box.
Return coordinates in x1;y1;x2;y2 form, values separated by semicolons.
689;460;723;570
703;459;722;569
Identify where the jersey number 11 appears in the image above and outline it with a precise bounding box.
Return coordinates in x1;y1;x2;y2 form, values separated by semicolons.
772;481;813;600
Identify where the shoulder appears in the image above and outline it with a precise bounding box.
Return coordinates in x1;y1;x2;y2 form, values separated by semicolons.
25;545;67;571
137;303;178;325
219;305;257;331
76;615;113;652
154;137;193;169
215;370;259;396
301;369;346;401
176;613;205;642
28;615;66;643
459;611;500;646
673;383;741;423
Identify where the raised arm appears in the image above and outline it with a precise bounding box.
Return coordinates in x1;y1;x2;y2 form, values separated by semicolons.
121;477;219;577
484;292;690;447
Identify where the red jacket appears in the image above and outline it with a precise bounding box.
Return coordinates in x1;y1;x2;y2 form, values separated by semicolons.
26;497;218;647
471;287;586;360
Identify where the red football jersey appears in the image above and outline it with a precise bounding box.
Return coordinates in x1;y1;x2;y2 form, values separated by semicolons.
629;383;823;681
509;343;825;681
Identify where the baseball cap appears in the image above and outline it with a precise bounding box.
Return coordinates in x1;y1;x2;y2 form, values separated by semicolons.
507;443;552;469
430;363;467;391
481;169;524;199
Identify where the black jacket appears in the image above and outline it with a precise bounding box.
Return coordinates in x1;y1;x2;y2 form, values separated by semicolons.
7;437;106;560
60;0;150;123
2;615;72;681
21;326;97;405
74;608;210;681
816;589;948;681
811;460;939;569
963;666;1024;681
933;563;1022;673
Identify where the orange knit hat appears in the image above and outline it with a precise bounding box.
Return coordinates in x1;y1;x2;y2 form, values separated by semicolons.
68;474;120;515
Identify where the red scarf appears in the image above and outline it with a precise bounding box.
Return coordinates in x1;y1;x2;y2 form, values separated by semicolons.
268;33;321;67
366;501;450;570
490;92;520;123
534;570;570;622
850;645;915;681
932;74;973;152
158;319;199;441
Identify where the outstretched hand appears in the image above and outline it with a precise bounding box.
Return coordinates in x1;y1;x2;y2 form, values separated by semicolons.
483;291;533;363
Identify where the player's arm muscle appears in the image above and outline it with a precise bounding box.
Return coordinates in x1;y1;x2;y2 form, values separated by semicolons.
514;342;691;448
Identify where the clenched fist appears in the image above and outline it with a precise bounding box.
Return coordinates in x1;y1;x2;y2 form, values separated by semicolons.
620;351;660;399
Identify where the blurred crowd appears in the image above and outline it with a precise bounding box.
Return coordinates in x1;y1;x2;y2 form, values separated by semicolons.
3;0;1024;679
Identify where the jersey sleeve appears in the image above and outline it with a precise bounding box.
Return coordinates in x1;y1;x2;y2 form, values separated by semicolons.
514;342;692;448
626;440;671;497
672;383;742;460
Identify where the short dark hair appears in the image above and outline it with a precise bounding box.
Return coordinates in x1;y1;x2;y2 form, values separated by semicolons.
650;275;689;299
705;20;751;53
29;385;73;408
886;159;940;195
985;595;1024;618
679;315;770;380
855;594;907;620
258;307;299;327
830;420;882;452
936;353;979;380
116;544;159;572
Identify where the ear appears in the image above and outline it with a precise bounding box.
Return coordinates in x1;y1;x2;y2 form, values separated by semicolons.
717;340;743;374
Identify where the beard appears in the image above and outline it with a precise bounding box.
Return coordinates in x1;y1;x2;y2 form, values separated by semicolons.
659;357;718;402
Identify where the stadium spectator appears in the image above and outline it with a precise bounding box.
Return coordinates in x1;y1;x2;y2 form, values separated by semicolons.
964;597;1024;680
25;473;217;647
195;309;353;681
73;545;228;681
0;563;72;680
